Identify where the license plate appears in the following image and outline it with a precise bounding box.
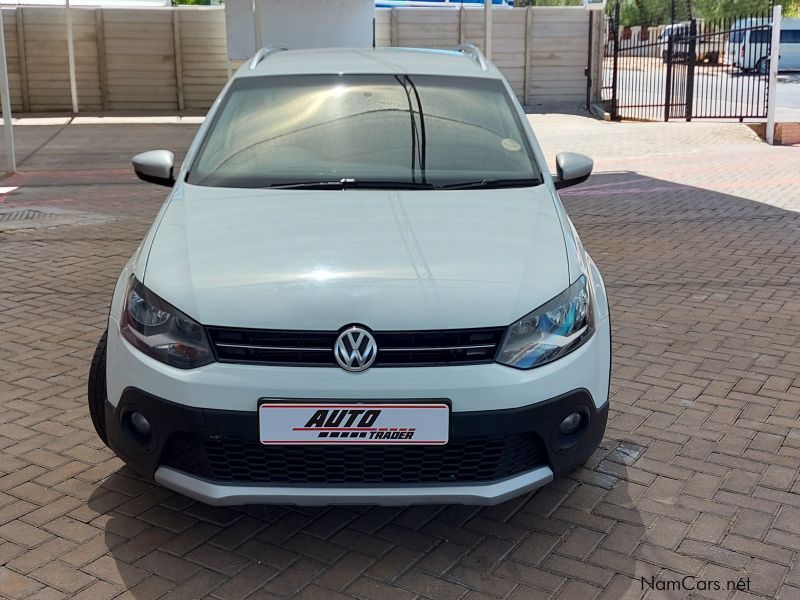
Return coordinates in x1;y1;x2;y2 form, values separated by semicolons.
258;402;449;445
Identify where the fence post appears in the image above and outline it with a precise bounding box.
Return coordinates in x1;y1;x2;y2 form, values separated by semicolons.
766;4;781;144
0;8;16;172
523;6;531;106
65;0;78;113
610;2;620;120
15;8;29;113
591;8;603;103
173;9;185;111
458;5;465;45
95;9;108;111
684;18;697;121
663;40;673;120
585;10;593;110
253;0;262;49
663;0;677;121
390;8;398;47
484;0;492;59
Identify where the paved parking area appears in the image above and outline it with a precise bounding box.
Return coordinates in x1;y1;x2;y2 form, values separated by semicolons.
1;115;799;600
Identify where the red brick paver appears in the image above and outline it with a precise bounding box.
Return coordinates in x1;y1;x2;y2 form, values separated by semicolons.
0;116;799;599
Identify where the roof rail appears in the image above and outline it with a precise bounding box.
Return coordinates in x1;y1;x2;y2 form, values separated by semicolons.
249;45;288;71
456;43;489;72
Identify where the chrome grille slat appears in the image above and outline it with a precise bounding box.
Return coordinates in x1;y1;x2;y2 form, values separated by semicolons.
206;326;505;367
216;343;331;352
381;344;496;352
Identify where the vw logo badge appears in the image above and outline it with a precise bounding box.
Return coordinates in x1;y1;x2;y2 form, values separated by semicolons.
334;326;378;372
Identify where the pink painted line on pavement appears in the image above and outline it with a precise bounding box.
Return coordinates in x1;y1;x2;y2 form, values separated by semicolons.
562;185;682;196
0;167;135;203
9;168;131;179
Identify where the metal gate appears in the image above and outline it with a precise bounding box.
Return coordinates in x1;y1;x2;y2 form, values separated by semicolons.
602;3;776;121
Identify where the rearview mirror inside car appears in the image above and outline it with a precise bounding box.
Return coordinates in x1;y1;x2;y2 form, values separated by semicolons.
132;150;175;187
554;152;593;189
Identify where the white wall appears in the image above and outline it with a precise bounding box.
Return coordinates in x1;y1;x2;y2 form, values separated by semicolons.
226;0;374;60
376;6;602;104
1;5;602;112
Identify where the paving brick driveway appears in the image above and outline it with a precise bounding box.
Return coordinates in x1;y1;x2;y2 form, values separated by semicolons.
1;115;799;600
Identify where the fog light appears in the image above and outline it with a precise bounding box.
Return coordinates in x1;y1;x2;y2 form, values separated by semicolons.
119;406;158;454
559;412;584;436
129;412;151;436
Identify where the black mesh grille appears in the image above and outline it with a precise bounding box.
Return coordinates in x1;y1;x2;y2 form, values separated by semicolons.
162;432;547;484
206;326;506;367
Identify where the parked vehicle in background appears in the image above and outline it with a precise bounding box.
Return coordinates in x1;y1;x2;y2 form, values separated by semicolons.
726;18;757;67
729;18;800;73
659;22;722;64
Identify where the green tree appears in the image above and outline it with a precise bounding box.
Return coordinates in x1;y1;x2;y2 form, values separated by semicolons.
610;0;797;26
693;0;775;20
784;0;800;17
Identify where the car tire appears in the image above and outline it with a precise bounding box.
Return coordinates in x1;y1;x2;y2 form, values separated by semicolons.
756;57;769;75
88;331;109;446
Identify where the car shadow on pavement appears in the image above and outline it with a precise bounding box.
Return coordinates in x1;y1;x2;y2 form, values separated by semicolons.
86;441;646;599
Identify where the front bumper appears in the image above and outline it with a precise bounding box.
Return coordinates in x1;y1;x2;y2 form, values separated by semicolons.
105;387;608;506
104;311;610;506
155;464;555;506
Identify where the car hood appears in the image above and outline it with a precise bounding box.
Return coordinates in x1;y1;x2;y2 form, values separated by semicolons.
143;183;569;330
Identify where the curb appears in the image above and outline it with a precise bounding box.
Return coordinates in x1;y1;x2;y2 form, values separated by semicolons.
749;122;800;145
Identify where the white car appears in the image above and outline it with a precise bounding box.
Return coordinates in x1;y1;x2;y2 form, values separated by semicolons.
88;45;611;506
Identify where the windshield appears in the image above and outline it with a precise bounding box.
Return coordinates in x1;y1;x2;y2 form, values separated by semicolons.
749;29;770;44
187;74;542;189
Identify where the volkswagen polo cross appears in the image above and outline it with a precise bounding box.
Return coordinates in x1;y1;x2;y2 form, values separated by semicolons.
88;45;611;506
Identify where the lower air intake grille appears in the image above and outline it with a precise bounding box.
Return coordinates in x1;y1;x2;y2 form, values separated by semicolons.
162;432;547;484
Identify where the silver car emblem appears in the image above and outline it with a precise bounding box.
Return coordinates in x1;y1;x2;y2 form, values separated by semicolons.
334;326;378;372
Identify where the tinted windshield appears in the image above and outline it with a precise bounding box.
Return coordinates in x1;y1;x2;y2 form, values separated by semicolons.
187;74;542;189
749;29;770;44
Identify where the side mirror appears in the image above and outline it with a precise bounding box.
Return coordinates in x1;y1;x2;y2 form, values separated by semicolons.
132;150;175;187
554;152;593;189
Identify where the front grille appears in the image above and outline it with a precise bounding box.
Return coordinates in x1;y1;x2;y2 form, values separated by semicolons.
206;326;506;367
162;432;547;484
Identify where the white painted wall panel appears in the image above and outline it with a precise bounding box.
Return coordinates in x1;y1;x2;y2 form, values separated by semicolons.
2;5;598;111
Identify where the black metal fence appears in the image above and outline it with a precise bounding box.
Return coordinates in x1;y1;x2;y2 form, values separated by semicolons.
602;4;775;121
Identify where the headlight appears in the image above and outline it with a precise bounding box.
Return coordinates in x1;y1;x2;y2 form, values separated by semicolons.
121;278;214;369
495;275;594;369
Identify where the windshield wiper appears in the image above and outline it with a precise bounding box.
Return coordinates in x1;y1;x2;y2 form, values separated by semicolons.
348;181;434;190
267;178;434;190
438;178;543;190
267;178;541;191
267;180;346;189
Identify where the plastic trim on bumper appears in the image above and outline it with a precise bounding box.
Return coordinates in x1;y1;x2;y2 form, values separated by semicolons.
154;464;555;506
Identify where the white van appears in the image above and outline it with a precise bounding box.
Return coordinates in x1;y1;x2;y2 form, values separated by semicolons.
731;18;800;73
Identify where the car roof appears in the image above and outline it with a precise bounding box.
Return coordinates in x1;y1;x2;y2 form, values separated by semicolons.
237;47;503;80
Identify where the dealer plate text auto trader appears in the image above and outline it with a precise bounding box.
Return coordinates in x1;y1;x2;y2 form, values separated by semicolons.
87;44;611;506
